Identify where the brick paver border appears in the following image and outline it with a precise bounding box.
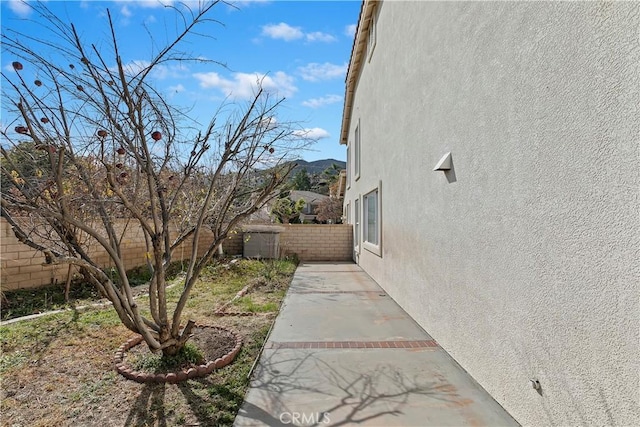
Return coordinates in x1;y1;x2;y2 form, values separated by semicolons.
267;340;438;350
289;290;386;294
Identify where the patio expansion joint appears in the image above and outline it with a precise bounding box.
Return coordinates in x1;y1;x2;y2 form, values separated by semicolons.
266;340;439;349
289;290;386;295
301;270;364;273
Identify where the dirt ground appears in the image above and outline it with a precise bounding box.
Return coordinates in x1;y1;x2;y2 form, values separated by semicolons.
1;314;275;427
1;258;295;426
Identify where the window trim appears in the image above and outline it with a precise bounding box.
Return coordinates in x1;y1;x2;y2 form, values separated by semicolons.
362;183;382;257
354;197;360;253
354;120;361;181
367;6;377;62
346;140;351;190
345;202;350;226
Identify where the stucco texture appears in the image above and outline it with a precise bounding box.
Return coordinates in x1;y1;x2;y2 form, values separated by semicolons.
344;2;639;426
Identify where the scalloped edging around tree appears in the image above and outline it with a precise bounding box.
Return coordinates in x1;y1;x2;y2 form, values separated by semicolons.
114;325;242;383
213;311;275;317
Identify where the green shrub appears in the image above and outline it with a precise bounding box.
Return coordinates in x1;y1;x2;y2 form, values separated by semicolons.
130;342;205;372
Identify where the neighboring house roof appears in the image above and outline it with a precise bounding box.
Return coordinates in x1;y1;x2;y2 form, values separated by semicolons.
251;190;330;224
246;205;273;224
340;0;378;145
288;190;329;205
289;191;330;219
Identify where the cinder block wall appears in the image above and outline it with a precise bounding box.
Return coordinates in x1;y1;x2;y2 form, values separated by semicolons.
1;219;67;290
1;218;219;291
280;224;353;261
1;219;352;290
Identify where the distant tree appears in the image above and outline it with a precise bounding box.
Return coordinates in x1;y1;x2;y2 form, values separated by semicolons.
291;168;311;191
270;195;305;224
1;1;307;357
312;163;342;195
0;140;53;191
322;163;341;183
315;197;344;224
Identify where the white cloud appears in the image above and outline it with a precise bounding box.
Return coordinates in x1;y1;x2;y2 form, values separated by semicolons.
345;24;357;37
7;0;32;17
155;63;189;79
193;71;297;99
260;116;277;130
298;62;347;82
118;60;151;76
166;83;185;99
301;94;342;109
261;23;303;41
107;0;175;15
4;63;19;73
262;22;336;43
121;5;133;17
168;83;185;93
229;0;270;7
124;0;174;8
113;60;187;80
294;128;330;140
305;32;336;43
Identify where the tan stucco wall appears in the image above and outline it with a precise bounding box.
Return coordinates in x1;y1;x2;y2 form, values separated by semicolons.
344;1;639;426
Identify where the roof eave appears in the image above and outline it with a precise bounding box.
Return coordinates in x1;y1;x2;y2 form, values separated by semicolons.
339;0;378;145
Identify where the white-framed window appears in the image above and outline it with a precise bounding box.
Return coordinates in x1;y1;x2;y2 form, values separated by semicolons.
354;197;360;252
363;184;381;256
367;6;377;61
354;120;361;181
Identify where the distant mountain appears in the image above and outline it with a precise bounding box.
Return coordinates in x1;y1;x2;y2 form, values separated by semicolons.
288;158;346;175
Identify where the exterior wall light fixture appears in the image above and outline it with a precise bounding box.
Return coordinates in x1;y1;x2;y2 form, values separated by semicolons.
433;152;452;171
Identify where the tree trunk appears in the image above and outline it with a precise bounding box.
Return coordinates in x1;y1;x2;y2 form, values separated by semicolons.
160;319;196;357
162;343;183;357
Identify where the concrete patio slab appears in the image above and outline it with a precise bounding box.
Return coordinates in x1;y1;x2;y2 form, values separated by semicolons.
235;262;518;427
289;263;379;293
294;263;364;273
268;292;429;342
288;271;382;293
237;348;517;427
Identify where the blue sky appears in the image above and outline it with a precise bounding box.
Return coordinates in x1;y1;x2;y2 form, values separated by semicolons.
1;0;361;162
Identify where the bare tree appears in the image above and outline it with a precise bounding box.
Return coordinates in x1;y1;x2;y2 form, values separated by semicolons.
315;197;344;224
1;1;306;356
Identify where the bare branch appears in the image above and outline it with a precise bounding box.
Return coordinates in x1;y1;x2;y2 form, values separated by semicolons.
1;0;308;357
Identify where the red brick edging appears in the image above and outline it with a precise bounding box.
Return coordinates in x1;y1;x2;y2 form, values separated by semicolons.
267;340;439;349
289;290;386;295
213;311;275;317
114;325;242;383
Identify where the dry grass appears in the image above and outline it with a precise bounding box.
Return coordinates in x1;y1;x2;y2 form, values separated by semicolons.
0;258;296;427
